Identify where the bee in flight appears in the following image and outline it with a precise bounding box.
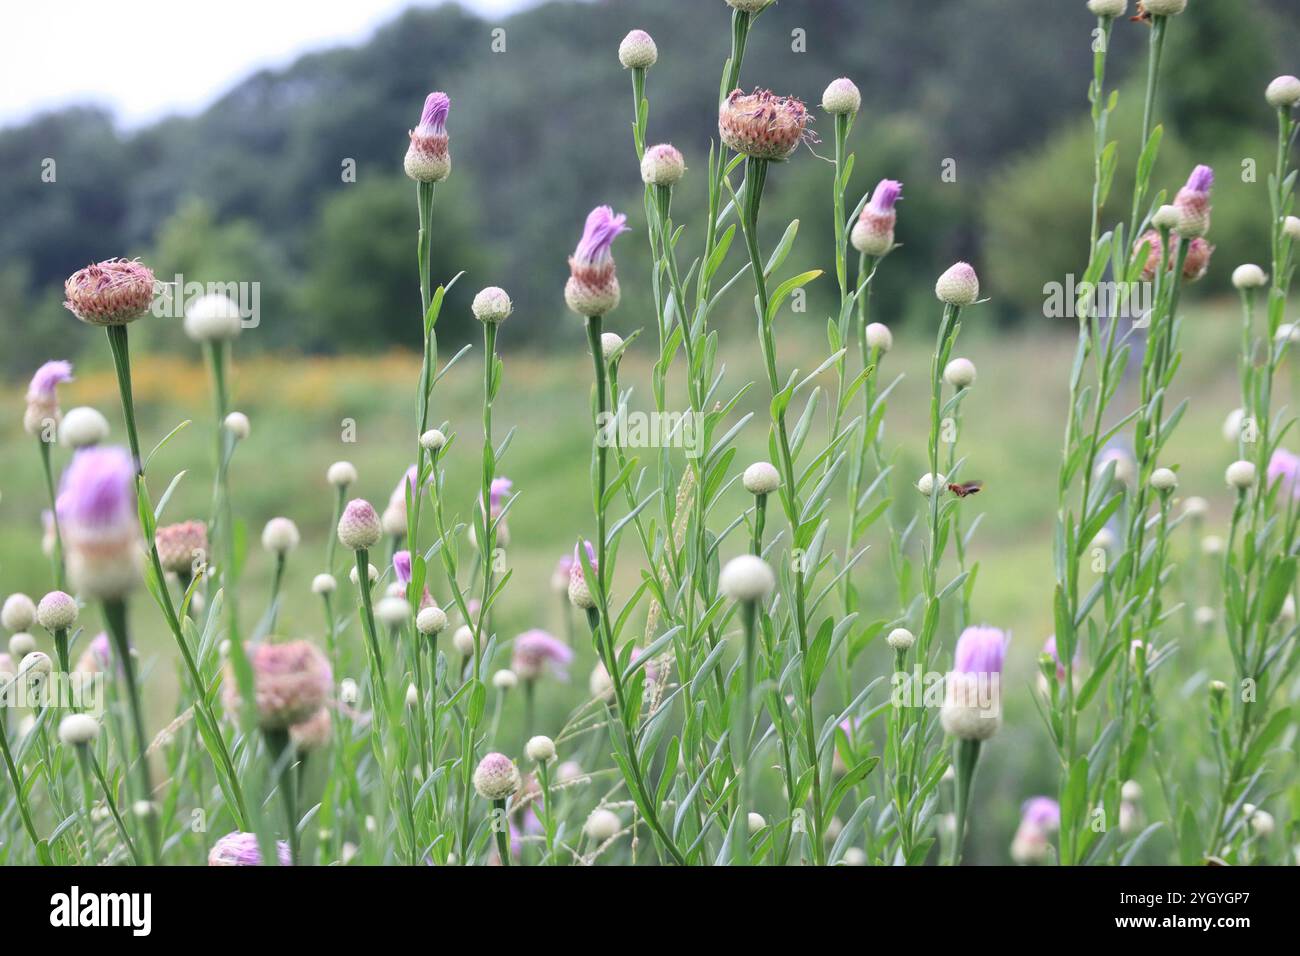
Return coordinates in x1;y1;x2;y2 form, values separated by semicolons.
948;481;983;499
1131;2;1153;24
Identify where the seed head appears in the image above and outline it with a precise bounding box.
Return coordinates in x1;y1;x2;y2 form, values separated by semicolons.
719;88;812;162
64;259;155;326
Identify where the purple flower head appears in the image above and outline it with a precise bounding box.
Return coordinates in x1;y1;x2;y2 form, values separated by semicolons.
418;92;450;134
868;179;902;213
27;360;73;402
208;830;292;866
953;625;1009;677
512;628;575;681
57;446;137;532
1267;449;1300;499
1021;797;1061;830
1185;164;1214;195
555;553;575;576
393;549;413;585
490;476;514;512
575;539;597;567
1042;634;1071;681
572;206;630;267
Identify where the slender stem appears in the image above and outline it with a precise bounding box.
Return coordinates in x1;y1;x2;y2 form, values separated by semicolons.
37;439;66;589
100;598;158;862
492;798;511;865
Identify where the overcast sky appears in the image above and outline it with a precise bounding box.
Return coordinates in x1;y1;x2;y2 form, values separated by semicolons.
2;0;554;128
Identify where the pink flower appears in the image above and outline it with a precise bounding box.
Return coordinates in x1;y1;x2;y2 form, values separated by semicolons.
1021;796;1061;830
512;629;574;682
1173;164;1214;238
226;640;333;730
1267;448;1300;499
208;831;292;866
851;179;902;257
57;446;143;599
393;549;413;585
404;92;451;183
953;626;1009;676
718;88;814;162
24;360;73;436
565;207;630;317
63;259;155;326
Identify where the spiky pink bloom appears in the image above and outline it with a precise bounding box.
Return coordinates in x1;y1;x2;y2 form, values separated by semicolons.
1267;448;1300;499
1043;634;1067;681
551;553;576;594
566;207;629;317
942;626;1008;741
1021;797;1061;830
1179;237;1214;282
226;639;333;730
511;629;574;682
63;259;155;326
405;92;451;183
155;520;208;575
718;88;813;162
393;549;413;585
57;446;143;599
1173;164;1214;238
208;830;292;866
489;477;513;517
24;360;73;436
851;179;902;257
290;706;333;753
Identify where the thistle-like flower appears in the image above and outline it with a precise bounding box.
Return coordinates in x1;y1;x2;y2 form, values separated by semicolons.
1010;797;1060;865
208;831;292;866
24;360;73;437
1266;448;1300;498
940;625;1009;740
290;707;332;753
57;446;143;600
404;92;451;184
1173;165;1214;238
155;521;208;575
568;540;598;609
63;259;155;326
565;206;629;318
719;88;812;162
851;179;902;257
224;639;332;730
511;629;574;682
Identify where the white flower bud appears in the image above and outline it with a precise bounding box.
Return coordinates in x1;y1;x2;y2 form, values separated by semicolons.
1151;204;1181;231
416;605;448;636
843;847;868;866
405;683;419;707
1226;460;1257;490
584;808;622;841
1141;0;1185;15
1150;467;1178;492
640;144;686;187
1222;408;1245;443
311;573;337;595
327;461;357;487
916;472;946;496
1201;535;1225;557
59;406;110;448
935;262;980;306
349;563;378;586
618;29;657;70
718;555;776;603
419;429;446;452
471;287;512;324
376;596;409;628
726;0;775;11
1286;217;1300;242
492;668;517;690
36;591;78;631
1250;809;1275;837
8;633;37;658
1231;264;1268;289
600;332;625;362
865;322;893;352
886;627;915;651
1121;779;1142;802
58;712;100;746
1276;323;1300;345
742;461;781;496
2;593;37;632
1266;75;1300;109
1194;605;1216;627
223;412;250;439
821;78;861;115
525;735;556;762
1087;0;1127;16
261;517;300;555
943;357;976;388
184;293;243;342
453;625;475;656
472;753;521;801
747;812;766;833
1182;496;1208;519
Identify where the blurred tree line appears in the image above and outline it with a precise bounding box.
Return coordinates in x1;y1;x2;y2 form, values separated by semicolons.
1;0;1298;375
